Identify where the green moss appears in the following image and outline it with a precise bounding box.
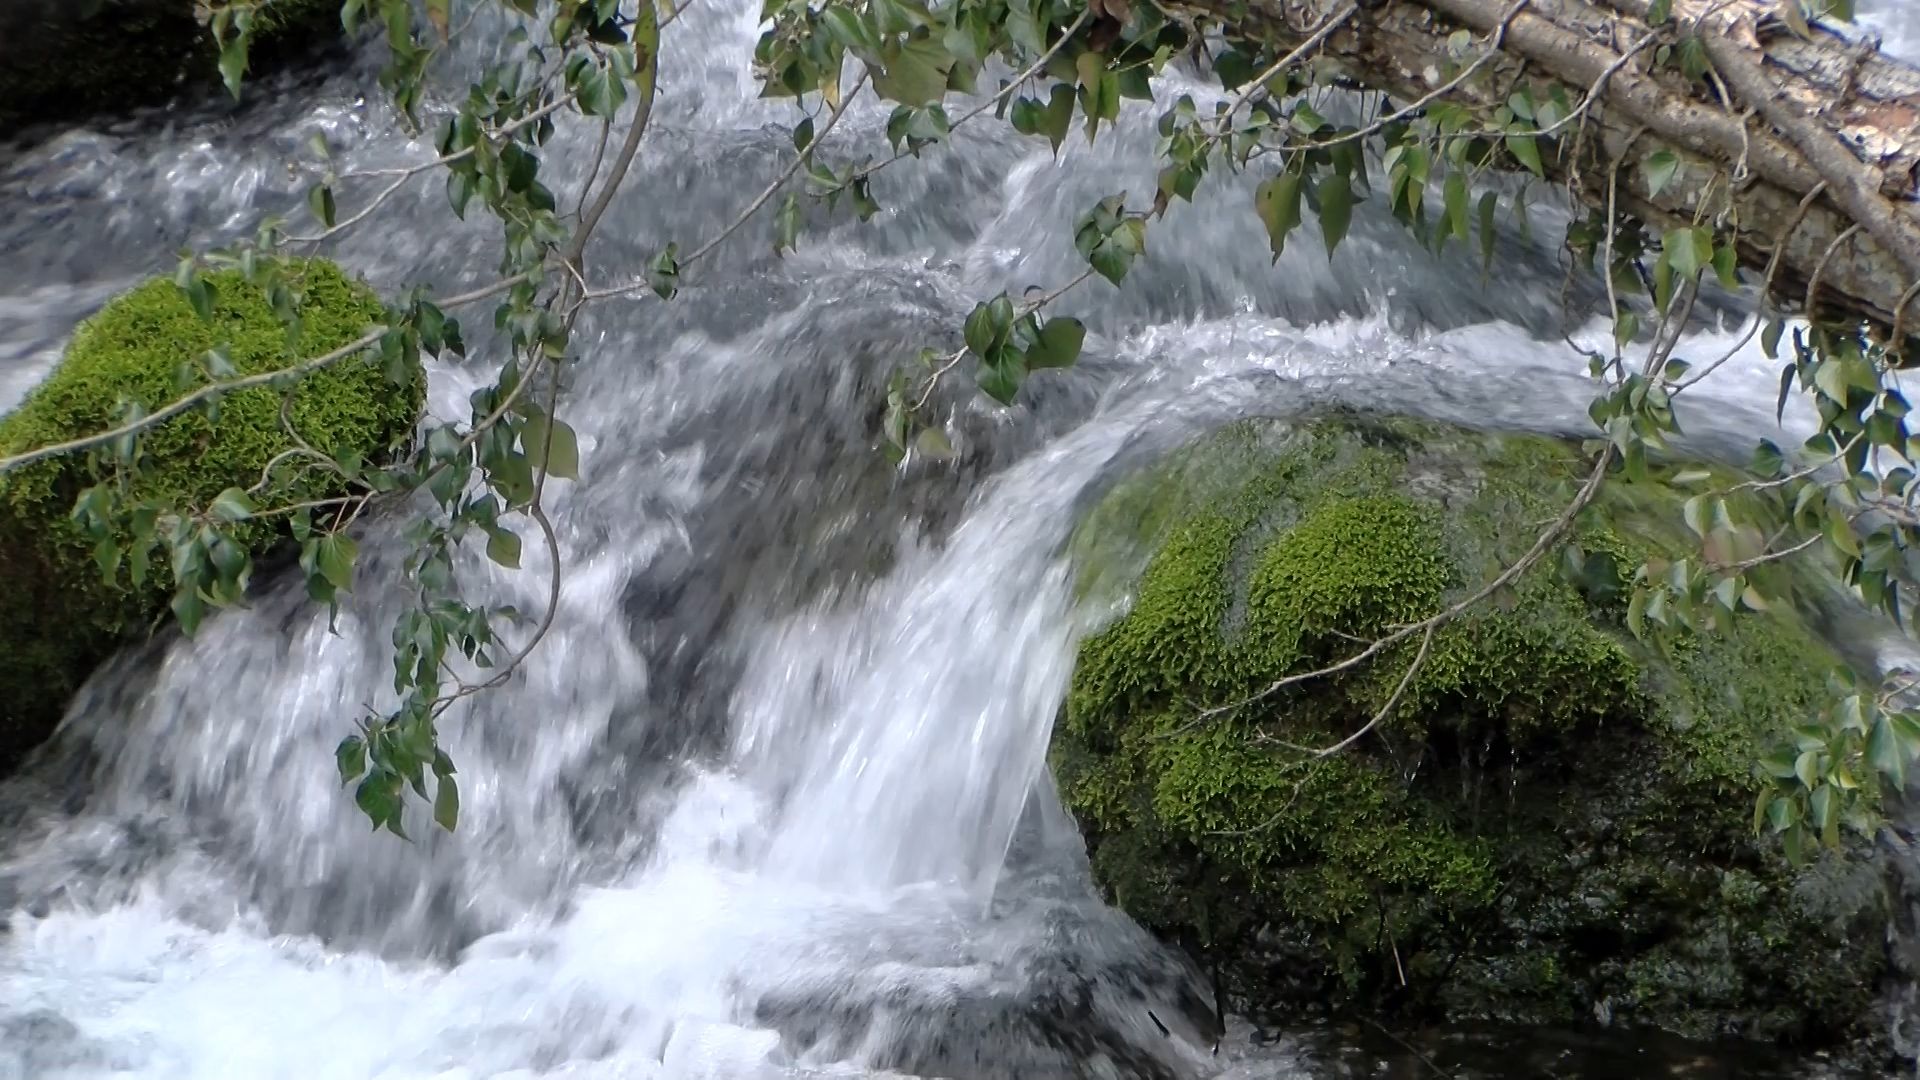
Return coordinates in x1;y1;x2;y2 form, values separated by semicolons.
1053;412;1886;1045
1247;496;1451;670
0;0;342;137
0;259;421;770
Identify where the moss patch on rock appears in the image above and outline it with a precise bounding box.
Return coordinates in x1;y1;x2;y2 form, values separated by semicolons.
1053;412;1888;1045
0;0;342;137
0;258;421;771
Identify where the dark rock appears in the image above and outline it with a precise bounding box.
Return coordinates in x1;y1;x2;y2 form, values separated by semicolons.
1053;411;1890;1047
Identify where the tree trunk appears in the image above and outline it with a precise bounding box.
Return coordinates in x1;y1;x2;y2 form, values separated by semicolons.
1172;0;1920;331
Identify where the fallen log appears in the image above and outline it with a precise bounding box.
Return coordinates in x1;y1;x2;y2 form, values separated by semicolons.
1173;0;1920;331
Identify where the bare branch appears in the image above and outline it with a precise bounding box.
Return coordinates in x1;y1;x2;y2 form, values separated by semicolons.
582;74;872;301
1178;441;1612;730
1255;624;1436;758
285;91;582;246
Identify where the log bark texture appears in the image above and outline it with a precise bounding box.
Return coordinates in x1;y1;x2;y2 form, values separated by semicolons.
1176;0;1920;329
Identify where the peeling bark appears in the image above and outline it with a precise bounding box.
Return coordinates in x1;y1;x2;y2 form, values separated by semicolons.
1175;0;1920;330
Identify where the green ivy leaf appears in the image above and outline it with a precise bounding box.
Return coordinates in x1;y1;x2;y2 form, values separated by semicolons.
1766;794;1795;834
1678;34;1710;80
977;346;1026;405
1441;173;1468;245
355;772;399;833
964;296;1012;356
1010;96;1043;136
336;735;368;784
648;243;680;299
523;415;581;479
1039;84;1074;155
315;533;358;594
308;184;337;229
1027;317;1086;369
1644;150;1680;197
577;65;625;117
1003;0;1045;56
1794;748;1822;790
181;276;217;323
92;535;121;582
219;35;250;100
1505;133;1544;177
849;177;880;221
1076;52;1120;143
485;526;523;568
1662;226;1711;279
1711;243;1738;288
1320;177;1354;256
1095;219;1145;284
1613;310;1640;349
913;426;956;459
821;6;881;57
1253;171;1304;261
211;487;256;522
434;774;460;832
774;193;802;255
1869;714;1906;787
872;36;953;107
447;170;476;219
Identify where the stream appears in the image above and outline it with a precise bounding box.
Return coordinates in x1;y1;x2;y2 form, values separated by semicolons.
3;2;1920;1077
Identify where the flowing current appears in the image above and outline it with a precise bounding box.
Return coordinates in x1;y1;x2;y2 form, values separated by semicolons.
3;4;1920;1078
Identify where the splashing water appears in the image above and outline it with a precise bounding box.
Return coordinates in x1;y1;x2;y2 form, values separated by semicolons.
2;2;1919;1079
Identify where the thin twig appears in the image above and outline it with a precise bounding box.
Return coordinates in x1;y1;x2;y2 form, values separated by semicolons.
287;91;580;245
575;118;614;222
1276;0;1584;155
1210;4;1360;139
1890;278;1920;358
583;74;872;300
837;10;1093;189
1672;181;1825;394
1256;624;1436;758
466;0;664;699
1805;223;1863;318
1724;429;1863;495
1358;1016;1458;1080
1179;448;1610;730
912;268;1096;410
1713;530;1822;574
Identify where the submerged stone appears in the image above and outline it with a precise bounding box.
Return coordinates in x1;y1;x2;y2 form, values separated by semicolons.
1052;411;1889;1046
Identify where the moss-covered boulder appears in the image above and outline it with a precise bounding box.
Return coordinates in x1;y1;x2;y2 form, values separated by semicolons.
0;0;342;138
0;259;422;772
1054;412;1890;1046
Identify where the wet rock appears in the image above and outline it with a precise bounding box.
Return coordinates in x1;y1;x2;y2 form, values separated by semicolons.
0;260;423;774
1052;410;1891;1047
0;0;343;139
0;1008;105;1075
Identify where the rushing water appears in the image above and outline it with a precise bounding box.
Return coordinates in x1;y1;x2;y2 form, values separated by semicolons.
3;4;1920;1078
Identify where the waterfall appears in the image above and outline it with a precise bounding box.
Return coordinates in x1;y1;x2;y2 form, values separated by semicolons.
2;1;1918;1078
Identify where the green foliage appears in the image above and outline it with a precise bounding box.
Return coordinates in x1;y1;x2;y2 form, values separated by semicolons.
0;259;419;770
1054;414;1884;1040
